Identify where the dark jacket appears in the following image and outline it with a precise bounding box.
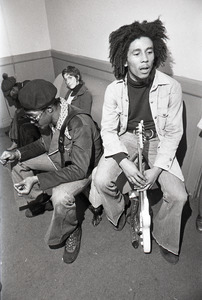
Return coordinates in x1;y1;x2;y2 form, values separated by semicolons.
19;105;103;190
65;84;92;114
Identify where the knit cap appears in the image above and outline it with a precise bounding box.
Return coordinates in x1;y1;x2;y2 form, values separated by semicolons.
1;73;16;96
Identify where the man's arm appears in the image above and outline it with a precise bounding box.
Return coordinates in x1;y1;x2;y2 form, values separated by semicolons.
19;138;47;161
154;81;183;171
0;137;47;166
101;82;129;157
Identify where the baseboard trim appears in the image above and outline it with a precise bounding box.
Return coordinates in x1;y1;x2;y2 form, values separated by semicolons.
52;50;202;98
51;50;113;74
0;50;52;67
1;50;201;97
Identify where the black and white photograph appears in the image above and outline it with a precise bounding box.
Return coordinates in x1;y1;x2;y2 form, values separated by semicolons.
0;0;201;299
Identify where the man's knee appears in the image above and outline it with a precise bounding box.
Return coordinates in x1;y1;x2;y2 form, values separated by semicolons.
94;169;110;192
179;189;187;205
52;186;75;209
165;187;187;206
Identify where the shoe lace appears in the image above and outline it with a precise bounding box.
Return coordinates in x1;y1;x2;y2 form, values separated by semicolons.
65;229;78;251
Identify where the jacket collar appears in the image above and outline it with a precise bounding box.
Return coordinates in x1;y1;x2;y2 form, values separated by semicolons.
151;70;171;91
73;84;87;97
116;69;171;90
65;84;87;99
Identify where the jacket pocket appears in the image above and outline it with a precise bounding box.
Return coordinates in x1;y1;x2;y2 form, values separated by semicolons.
157;109;168;133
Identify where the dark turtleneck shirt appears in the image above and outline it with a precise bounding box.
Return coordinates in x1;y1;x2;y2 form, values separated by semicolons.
127;68;155;132
112;69;156;165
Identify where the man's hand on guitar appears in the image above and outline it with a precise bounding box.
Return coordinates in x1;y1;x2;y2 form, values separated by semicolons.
119;158;148;189
144;167;162;189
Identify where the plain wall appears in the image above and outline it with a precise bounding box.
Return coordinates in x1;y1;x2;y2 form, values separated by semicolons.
0;0;51;57
0;0;202;81
45;0;202;81
0;0;54;127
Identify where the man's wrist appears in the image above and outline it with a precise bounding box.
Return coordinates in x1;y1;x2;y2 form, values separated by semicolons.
14;149;21;160
119;157;129;169
152;166;162;176
32;176;39;184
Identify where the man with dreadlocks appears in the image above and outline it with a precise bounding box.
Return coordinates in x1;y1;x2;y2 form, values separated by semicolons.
89;19;187;264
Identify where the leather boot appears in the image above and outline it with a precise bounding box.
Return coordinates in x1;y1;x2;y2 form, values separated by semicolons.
89;205;103;226
19;193;53;217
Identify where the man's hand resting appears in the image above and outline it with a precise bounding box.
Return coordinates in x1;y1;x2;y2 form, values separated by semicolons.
144;167;162;190
14;176;39;195
0;150;20;165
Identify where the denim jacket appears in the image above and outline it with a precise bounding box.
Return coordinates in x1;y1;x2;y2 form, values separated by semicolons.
101;70;184;181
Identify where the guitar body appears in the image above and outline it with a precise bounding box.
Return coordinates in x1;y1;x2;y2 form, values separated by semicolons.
139;190;151;253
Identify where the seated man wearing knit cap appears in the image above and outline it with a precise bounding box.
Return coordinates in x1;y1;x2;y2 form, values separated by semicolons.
0;79;103;264
1;73;41;150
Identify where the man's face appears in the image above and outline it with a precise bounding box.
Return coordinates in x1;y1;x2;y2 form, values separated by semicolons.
63;73;79;90
10;86;19;99
26;109;51;129
126;36;154;81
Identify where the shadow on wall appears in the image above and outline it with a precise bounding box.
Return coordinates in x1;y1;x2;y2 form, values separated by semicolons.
177;102;187;167
158;51;188;168
158;50;174;76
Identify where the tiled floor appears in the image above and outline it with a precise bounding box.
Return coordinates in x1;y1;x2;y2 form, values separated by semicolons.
0;128;201;300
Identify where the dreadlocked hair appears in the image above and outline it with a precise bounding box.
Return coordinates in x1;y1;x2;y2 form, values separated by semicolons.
109;18;168;79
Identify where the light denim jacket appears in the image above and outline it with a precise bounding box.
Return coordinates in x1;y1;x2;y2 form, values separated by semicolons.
101;70;184;181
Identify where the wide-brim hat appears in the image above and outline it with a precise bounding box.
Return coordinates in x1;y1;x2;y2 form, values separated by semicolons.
18;79;57;110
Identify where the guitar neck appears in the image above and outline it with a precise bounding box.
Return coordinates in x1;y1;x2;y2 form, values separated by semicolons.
138;145;143;173
138;120;144;174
